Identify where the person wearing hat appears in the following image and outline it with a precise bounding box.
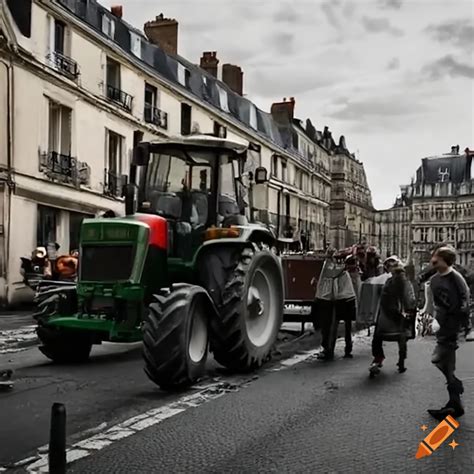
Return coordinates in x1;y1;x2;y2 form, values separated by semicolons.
369;256;416;376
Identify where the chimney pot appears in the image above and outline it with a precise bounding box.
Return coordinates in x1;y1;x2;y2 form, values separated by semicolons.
271;97;296;124
111;5;123;19
200;52;219;78
222;63;244;96
144;14;178;55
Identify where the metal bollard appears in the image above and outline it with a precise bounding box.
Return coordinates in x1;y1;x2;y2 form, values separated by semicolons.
49;402;66;474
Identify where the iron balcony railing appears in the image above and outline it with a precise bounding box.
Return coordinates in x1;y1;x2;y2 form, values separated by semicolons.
39;151;90;187
104;170;127;197
144;103;168;129
47;51;80;79
106;85;133;112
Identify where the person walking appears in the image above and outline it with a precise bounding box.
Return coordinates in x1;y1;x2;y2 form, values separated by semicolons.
339;254;361;358
313;249;356;360
369;256;416;377
426;246;471;420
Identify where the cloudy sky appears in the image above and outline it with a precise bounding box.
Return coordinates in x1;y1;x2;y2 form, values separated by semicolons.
103;0;474;209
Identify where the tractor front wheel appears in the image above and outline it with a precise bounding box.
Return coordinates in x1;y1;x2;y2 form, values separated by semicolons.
37;326;92;363
143;284;209;390
210;245;284;371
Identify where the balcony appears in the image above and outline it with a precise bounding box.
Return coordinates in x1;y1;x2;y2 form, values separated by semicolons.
144;104;168;129
39;151;90;187
106;85;133;112
104;170;127;197
47;51;80;79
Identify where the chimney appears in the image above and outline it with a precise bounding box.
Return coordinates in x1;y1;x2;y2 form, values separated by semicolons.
270;97;295;124
451;145;460;155
200;52;219;78
110;5;123;19
144;14;178;55
222;64;243;96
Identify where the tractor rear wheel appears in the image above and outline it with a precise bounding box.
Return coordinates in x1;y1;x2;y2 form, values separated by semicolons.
210;245;284;371
37;326;92;363
143;284;209;390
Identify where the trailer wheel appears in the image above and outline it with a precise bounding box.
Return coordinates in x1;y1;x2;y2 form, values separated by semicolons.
37;326;92;363
143;284;209;390
210;245;284;371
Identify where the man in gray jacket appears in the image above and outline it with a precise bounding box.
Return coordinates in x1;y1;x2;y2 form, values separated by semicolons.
427;246;471;420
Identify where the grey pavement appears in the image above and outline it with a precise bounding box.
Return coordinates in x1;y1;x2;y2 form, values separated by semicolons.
0;327;319;468
67;335;474;474
0;312;37;354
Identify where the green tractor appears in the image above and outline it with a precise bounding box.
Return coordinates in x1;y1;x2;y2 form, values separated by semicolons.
35;135;284;389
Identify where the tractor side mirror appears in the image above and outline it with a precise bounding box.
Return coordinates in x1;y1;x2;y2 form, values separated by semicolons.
254;167;268;184
133;142;150;166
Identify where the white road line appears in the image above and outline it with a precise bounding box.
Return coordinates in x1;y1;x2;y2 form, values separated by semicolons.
21;346;323;472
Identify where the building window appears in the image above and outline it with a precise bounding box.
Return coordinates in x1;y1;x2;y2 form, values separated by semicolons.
130;31;142;58
249;104;257;129
217;86;230;113
106;57;121;91
48;99;72;155
177;64;191;88
281;161;288;183
37;205;59;247
181;103;192;135
105;130;124;196
271;155;278;178
52;18;66;54
102;13;115;39
144;83;157;109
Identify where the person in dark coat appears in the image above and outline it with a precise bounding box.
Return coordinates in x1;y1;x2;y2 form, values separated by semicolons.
369;256;416;376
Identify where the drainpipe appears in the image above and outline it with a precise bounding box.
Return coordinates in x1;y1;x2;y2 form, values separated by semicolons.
0;57;13;306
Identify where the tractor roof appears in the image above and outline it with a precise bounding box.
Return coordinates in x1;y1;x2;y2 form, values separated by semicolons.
147;135;249;155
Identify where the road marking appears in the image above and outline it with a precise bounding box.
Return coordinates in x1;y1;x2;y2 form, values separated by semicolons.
21;345;324;472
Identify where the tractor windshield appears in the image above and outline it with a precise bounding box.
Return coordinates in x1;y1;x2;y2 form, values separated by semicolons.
139;150;240;227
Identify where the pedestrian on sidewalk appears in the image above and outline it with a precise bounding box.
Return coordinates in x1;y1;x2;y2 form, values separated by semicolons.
427;246;471;420
314;249;357;360
362;246;384;281
369;256;416;376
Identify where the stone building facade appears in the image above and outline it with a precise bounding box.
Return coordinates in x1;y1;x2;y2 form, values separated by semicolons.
325;130;375;249
0;0;332;305
375;146;474;270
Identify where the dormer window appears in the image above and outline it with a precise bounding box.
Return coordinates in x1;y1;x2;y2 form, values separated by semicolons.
102;13;115;39
249;104;257;129
130;31;142;58
217;85;230;113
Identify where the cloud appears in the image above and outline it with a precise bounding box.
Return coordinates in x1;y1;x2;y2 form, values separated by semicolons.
379;0;403;9
273;5;301;23
270;32;295;55
361;16;404;36
387;57;400;70
426;19;474;51
321;1;342;30
423;55;474;80
328;95;429;122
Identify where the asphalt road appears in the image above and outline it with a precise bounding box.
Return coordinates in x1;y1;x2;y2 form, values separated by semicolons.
68;337;473;473
0;325;318;469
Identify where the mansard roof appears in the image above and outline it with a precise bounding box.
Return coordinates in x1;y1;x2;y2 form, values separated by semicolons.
48;0;297;153
416;152;472;185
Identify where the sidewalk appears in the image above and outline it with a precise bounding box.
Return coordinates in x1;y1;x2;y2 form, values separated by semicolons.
0;311;37;354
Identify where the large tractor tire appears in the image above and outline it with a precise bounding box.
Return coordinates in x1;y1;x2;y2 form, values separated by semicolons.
37;326;92;363
210;245;284;371
143;284;209;390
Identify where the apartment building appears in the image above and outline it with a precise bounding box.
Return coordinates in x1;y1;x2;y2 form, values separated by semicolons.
0;0;332;305
375;146;474;270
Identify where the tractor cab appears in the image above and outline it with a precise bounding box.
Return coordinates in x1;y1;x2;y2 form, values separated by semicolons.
127;135;268;262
